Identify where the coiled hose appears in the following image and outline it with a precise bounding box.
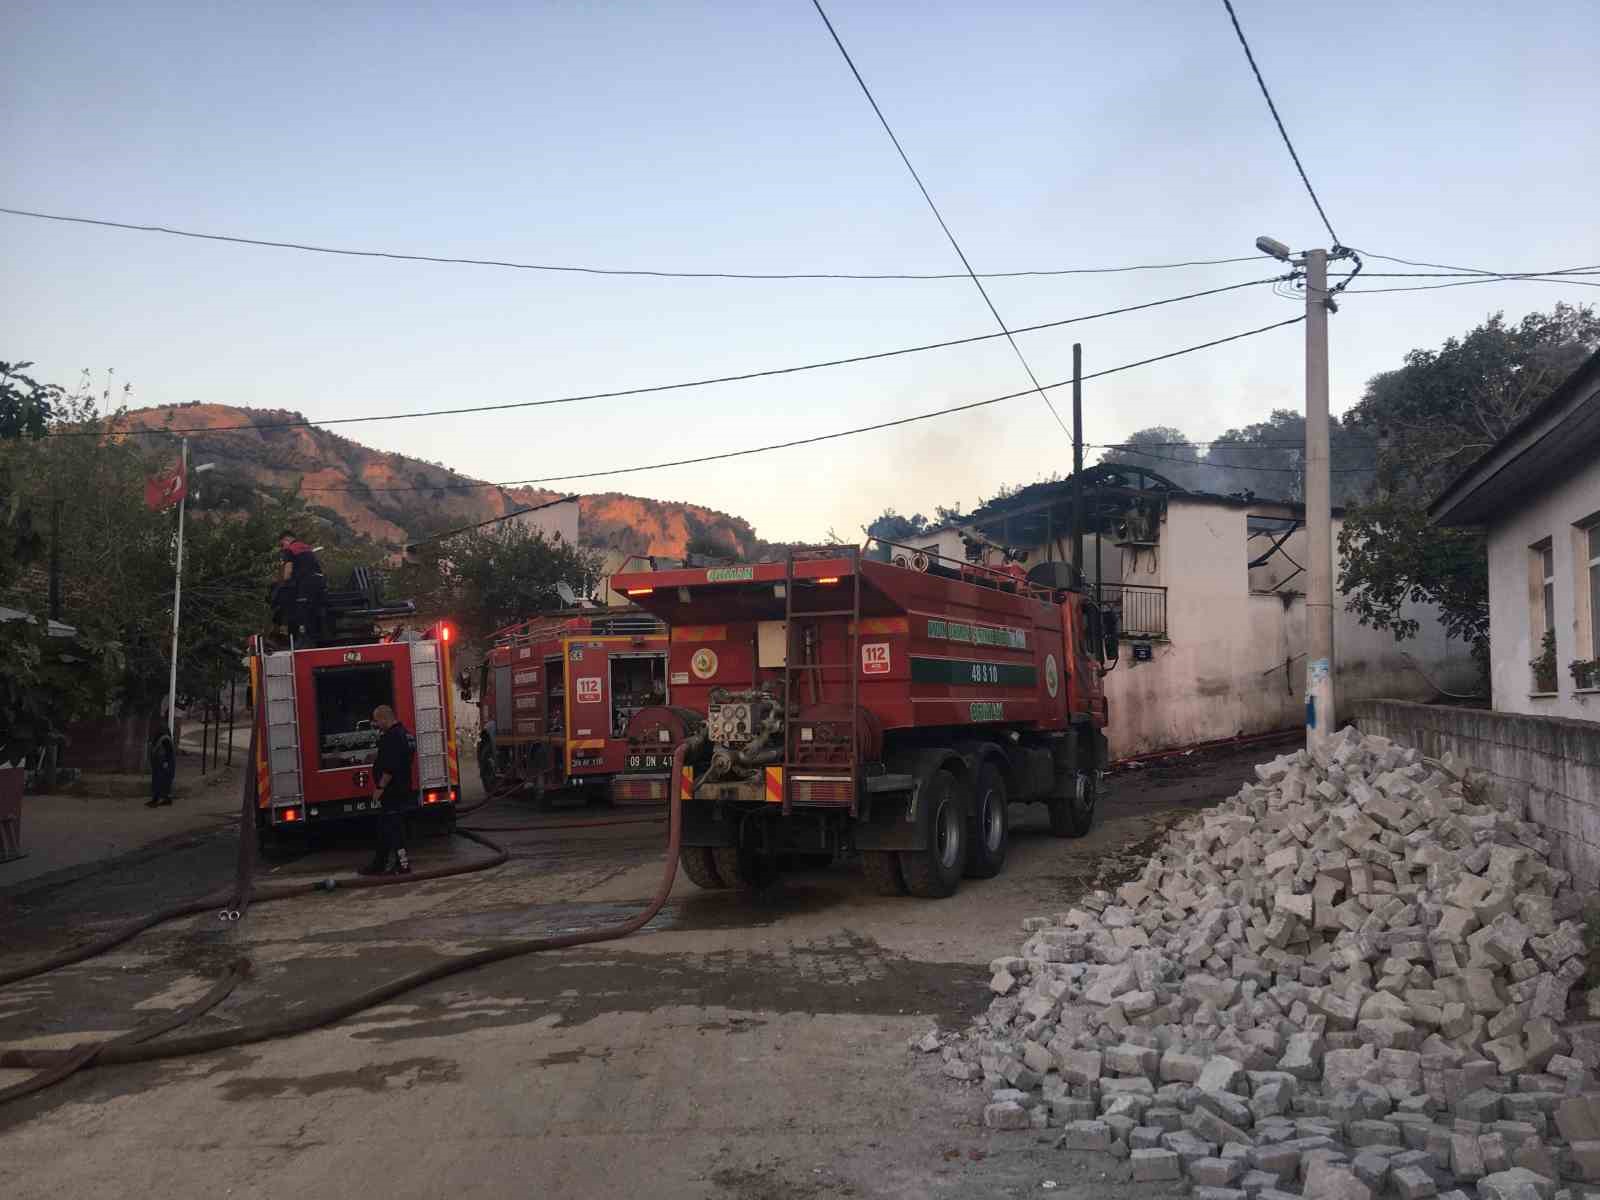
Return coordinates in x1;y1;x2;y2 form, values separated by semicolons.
0;741;689;1100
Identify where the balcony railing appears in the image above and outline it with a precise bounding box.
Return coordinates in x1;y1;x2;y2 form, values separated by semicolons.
1097;583;1167;639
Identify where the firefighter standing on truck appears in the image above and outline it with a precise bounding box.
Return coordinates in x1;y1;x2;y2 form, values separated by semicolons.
275;530;327;647
361;704;414;876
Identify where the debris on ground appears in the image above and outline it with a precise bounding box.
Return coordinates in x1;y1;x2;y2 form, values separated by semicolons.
929;727;1600;1199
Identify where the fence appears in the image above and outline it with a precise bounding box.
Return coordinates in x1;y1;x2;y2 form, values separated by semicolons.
1098;583;1168;639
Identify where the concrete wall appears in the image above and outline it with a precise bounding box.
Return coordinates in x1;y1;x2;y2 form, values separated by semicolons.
1099;498;1478;757
1485;463;1600;720
1351;698;1600;888
920;496;1478;757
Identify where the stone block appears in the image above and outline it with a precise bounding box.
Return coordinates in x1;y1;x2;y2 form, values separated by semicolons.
1105;1042;1159;1078
1059;1119;1113;1150
1476;1167;1557;1200
1301;1159;1374;1200
984;1100;1030;1130
1392;1164;1439;1198
1199;1055;1247;1094
1130;1147;1182;1182
1191;1157;1247;1186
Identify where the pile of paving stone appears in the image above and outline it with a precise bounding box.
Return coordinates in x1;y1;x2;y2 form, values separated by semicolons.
918;726;1600;1200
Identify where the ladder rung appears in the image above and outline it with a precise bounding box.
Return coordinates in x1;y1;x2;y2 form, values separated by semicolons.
788;609;857;618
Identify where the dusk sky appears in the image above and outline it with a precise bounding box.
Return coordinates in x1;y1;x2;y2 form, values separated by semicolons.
5;1;1597;543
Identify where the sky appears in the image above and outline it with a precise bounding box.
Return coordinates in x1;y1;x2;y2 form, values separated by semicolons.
4;1;1598;544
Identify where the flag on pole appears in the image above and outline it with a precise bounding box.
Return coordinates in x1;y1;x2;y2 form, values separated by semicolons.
144;457;187;511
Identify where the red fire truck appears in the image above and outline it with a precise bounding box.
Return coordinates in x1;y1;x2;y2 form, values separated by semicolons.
474;609;671;804
249;571;461;848
612;542;1112;898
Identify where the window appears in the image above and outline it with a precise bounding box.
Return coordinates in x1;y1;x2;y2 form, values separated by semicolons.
312;663;395;769
1530;540;1557;693
1589;525;1600;649
1541;544;1556;635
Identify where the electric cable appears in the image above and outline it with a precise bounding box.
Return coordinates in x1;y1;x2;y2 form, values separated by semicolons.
807;0;1071;439
293;316;1307;492
0;204;1260;282
46;276;1284;441
1218;0;1344;249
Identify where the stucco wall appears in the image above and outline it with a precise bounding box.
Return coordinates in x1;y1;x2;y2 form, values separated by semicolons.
1351;699;1600;887
1102;498;1478;757
1485;464;1600;721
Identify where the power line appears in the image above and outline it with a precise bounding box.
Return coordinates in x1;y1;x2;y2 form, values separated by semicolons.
0;204;1263;283
62;275;1280;439
1218;0;1344;248
1117;444;1373;475
807;0;1070;440
295;316;1304;493
1344;275;1600;295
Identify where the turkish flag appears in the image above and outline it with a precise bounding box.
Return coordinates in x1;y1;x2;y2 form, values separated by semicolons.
144;459;187;511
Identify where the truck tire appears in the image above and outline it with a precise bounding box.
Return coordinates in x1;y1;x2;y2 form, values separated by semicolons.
1049;770;1097;838
678;847;727;890
965;761;1009;879
713;846;781;894
862;850;907;896
899;768;965;899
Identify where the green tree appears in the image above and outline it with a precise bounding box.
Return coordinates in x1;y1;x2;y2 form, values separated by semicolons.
401;521;599;648
864;507;931;545
1338;303;1600;668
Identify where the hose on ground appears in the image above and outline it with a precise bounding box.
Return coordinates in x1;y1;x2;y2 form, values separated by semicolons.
461;813;665;834
0;742;689;1081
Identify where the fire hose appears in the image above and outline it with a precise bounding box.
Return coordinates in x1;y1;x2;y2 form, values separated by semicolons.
0;740;691;1104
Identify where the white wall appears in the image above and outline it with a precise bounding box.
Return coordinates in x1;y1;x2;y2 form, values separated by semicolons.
513;497;580;546
1486;465;1600;721
1101;497;1478;757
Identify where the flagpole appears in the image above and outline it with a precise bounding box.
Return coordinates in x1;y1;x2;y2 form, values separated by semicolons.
166;437;187;738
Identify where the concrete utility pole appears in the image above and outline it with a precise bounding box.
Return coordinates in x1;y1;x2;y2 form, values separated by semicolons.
1302;248;1334;751
1255;236;1338;751
1070;343;1084;577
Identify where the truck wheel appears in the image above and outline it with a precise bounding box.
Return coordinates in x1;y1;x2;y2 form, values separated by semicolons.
1049;770;1097;838
862;850;907;896
713;846;781;893
899;768;965;899
678;847;727;890
965;761;1009;879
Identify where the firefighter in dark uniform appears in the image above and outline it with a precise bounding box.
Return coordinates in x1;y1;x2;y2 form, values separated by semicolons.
361;704;415;876
276;530;327;646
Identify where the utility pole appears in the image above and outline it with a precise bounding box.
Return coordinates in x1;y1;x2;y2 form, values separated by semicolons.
1070;343;1084;578
166;437;188;739
1255;236;1339;751
1303;248;1335;751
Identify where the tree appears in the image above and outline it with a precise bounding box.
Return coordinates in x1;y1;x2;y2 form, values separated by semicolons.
864;507;931;545
1338;303;1600;669
402;521;600;648
0;362;59;588
1098;426;1204;490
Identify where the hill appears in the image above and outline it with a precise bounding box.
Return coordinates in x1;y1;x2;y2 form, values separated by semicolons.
113;403;764;556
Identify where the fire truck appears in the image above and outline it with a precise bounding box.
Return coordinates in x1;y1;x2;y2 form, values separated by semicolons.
611;541;1112;898
474;609;671;804
249;570;461;848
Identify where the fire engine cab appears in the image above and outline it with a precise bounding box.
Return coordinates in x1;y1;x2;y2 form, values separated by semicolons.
475;608;670;804
248;569;460;848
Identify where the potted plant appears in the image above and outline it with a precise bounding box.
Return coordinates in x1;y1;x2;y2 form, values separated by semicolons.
1573;658;1600;691
1530;630;1558;693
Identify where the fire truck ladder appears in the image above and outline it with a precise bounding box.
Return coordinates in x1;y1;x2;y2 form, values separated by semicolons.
408;639;451;795
261;650;304;818
780;547;862;816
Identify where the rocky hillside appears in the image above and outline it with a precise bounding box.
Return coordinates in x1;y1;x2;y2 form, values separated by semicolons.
113;403;763;556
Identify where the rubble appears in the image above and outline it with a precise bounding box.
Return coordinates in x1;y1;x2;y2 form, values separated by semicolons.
932;729;1600;1199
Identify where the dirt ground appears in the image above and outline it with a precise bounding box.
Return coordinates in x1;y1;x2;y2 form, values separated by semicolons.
0;738;1289;1199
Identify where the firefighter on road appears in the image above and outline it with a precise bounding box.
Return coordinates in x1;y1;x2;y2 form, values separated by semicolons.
361;704;415;876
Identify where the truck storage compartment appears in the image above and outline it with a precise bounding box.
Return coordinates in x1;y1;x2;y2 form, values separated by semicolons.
312;662;396;769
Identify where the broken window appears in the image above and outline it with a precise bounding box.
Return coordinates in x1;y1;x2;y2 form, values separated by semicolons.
1247;514;1304;594
1530;539;1557;693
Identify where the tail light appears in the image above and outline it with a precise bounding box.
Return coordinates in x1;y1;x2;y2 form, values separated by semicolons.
279;806;302;823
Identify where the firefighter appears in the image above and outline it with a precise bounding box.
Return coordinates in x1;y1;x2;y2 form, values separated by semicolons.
276;529;327;647
361;703;415;876
144;725;176;808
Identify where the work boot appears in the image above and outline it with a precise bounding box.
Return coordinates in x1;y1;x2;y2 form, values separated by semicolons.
394;849;411;875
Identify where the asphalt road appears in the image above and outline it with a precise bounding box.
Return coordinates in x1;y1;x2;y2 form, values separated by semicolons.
0;738;1286;1199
